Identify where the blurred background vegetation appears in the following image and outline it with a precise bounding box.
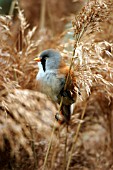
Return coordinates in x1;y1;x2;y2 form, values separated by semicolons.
0;0;87;33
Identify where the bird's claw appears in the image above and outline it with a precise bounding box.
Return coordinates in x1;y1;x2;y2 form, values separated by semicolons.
55;112;70;125
55;113;65;124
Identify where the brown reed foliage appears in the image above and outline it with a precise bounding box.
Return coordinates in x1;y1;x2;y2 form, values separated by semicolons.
0;0;113;170
20;0;86;34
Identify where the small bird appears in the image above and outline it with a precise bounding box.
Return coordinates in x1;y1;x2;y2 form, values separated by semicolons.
34;49;79;124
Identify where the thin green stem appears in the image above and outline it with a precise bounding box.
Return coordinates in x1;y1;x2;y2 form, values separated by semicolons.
42;120;56;170
64;125;68;170
66;101;87;170
9;0;17;15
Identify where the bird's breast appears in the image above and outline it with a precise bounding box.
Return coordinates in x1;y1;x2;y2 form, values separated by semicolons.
36;70;65;102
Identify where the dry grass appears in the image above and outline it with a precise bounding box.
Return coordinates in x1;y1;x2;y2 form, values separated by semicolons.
20;0;87;34
0;0;113;170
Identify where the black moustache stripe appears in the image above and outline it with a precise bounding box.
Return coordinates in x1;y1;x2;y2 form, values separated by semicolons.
41;58;46;72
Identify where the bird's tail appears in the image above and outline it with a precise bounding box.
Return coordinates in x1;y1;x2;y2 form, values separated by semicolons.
61;104;71;122
55;104;71;124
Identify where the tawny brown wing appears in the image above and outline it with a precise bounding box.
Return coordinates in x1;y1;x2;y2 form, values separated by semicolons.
57;65;78;105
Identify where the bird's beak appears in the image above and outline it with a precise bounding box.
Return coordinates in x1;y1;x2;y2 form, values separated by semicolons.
34;57;41;62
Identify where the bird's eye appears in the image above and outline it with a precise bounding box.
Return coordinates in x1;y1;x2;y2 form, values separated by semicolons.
41;55;48;60
44;56;48;60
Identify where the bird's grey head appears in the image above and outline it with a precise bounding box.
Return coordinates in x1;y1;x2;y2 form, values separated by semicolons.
38;49;61;71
